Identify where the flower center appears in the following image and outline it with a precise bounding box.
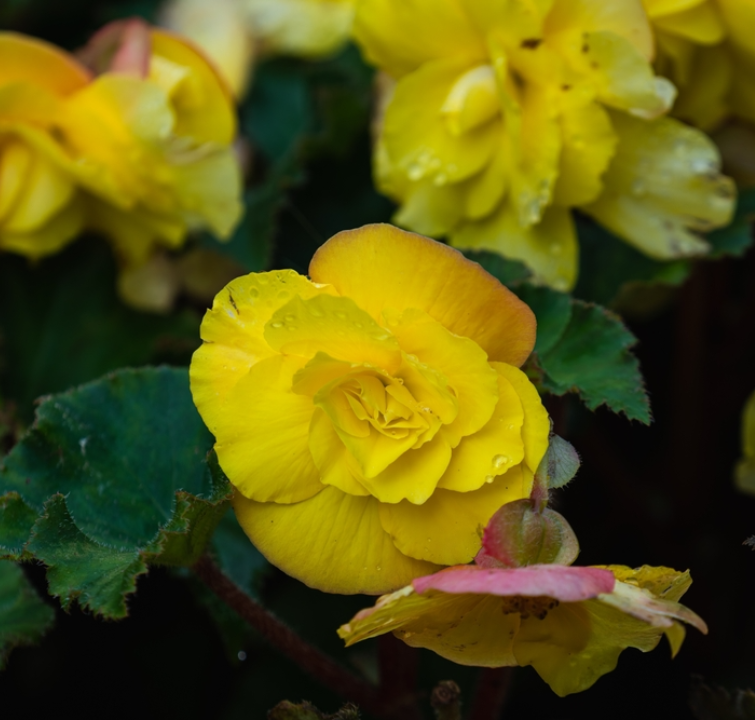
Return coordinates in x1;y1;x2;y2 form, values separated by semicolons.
500;596;560;621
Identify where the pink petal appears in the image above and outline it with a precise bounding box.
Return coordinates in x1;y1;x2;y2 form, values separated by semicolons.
412;564;615;602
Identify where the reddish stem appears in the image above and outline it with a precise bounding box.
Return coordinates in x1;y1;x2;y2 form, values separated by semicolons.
193;554;412;719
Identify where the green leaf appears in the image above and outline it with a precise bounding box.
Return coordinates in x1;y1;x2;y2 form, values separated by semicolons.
0;239;199;421
707;187;755;258
0;367;231;617
535;301;650;423
0;560;55;668
477;254;651;422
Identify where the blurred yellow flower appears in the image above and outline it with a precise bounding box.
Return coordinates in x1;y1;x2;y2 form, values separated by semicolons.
644;0;755;130
339;563;707;696
0;33;90;259
735;388;755;494
160;0;355;95
190;224;550;594
356;0;735;290
69;19;243;274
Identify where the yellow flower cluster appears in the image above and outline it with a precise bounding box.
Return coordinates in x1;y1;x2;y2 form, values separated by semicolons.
161;0;356;96
0;22;242;284
354;0;736;290
644;0;755;130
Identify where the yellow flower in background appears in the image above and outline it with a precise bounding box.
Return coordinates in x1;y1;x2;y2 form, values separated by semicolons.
190;224;550;594
356;0;735;290
735;389;755;495
0;33;90;259
244;0;355;59
160;0;355;95
160;0;256;98
339;563;707;696
644;0;755;130
69;19;243;275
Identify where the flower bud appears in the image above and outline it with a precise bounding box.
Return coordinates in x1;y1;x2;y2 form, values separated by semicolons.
481;500;579;569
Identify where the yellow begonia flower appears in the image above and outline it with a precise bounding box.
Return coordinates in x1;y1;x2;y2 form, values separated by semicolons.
339;562;707;696
65;20;242;273
0;33;91;259
735;389;755;494
644;0;755;130
355;0;735;290
190;223;550;594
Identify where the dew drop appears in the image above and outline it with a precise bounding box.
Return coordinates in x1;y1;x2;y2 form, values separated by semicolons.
354;321;364;329
407;163;424;181
250;288;260;299
270;321;283;329
631;179;646;197
335;311;347;320
285;314;296;323
308;306;324;317
485;475;495;484
493;454;509;469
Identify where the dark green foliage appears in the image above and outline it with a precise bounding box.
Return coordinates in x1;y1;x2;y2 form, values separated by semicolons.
0;560;54;669
0;240;199;421
0;368;231;617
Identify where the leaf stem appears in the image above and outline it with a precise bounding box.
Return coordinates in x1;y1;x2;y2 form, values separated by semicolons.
192;554;415;719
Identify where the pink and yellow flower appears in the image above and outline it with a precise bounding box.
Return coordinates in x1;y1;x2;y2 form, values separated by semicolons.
190;224;550;594
339;561;707;696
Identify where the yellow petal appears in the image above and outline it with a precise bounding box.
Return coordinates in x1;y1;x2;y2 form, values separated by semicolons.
308;409;371;497
0;191;83;259
352;0;484;78
379;466;531;565
385;308;498;446
494;362;550;474
191;270;333;415
643;0;706;17
552;88;617;207
209;354;323;503
651;2;725;44
392;175;467;237
596;564;693;603
160;0;255;98
245;0;354;59
384;57;500;185
582;112;735;259
309;224;537;367
451;202;578;292
0;32;91;96
547;0;654;61
150;29;236;143
436;370;525;492
234;488;441;594
264;293;402;372
465;0;554;40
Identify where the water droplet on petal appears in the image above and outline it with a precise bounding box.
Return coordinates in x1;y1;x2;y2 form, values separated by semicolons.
270;321;283;329
250;288;259;299
485;475;495;484
493;454;509;469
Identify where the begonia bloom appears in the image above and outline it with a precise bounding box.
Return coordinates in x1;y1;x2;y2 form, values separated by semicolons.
339;562;707;696
0;33;91;258
644;0;755;130
190;224;550;594
355;0;735;290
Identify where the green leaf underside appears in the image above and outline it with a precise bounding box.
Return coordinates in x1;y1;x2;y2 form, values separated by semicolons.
0;368;231;617
0;560;54;669
471;250;650;423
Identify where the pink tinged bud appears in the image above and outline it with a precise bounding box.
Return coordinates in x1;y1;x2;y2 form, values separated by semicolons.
412;564;615;602
481;499;580;568
78;18;151;77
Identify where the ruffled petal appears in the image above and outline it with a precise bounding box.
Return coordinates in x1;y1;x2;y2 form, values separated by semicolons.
436;371;525;492
385;308;498;446
451;202;578;291
383;58;500;186
0;32;91;96
210;354;323;503
494;362;550;474
309;224;537;366
352;0;484;78
379;466;531;565
582;112;735;259
234;488;441;594
191;270;332;413
651;2;725;44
